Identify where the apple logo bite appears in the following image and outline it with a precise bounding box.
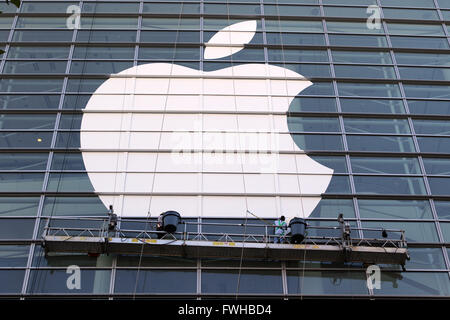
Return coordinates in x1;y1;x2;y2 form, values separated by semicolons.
80;20;333;219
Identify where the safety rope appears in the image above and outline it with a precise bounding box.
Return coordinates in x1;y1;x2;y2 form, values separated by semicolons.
132;2;185;299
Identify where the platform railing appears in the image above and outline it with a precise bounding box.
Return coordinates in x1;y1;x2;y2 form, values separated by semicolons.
42;216;407;250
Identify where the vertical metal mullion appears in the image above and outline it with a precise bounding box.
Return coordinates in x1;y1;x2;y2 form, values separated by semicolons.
197;258;201;299
0;9;19;73
433;0;450;47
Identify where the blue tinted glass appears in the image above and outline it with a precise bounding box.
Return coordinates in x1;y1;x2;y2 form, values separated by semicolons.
329;35;388;47
337;83;401;97
374;272;450;296
358;199;433;219
292;134;343;151
0;270;25;293
413;119;450;135
0;197;40;216
435;201;450;219
351;157;421;174
0;245;30;267
288;97;337;112
423;158;450;175
0;95;61;109
390;36;449;49
418;137;450;153
340;98;405;114
310;199;355;218
399;67;450;81
428;177;450;195
344;118;410;134
408;100;450;115
0;153;48;170
0;218;35;239
42;197;106;216
115;270;196;293
363;221;438;243
347;136;415;152
353;176;426;195
288;117;340;132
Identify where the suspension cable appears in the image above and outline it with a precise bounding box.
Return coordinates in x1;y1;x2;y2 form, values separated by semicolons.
132;2;185;299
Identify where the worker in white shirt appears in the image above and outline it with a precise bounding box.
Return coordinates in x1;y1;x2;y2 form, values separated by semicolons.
274;216;288;243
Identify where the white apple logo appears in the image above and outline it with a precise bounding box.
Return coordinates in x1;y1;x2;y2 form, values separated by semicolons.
80;20;333;220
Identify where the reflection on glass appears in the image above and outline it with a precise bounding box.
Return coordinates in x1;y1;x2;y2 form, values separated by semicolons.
115;270;196;293
358;199;433;219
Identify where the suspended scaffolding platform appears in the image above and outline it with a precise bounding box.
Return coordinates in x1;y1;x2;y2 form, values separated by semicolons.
41;213;409;266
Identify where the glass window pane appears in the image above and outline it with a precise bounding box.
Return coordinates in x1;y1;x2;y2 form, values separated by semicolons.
407;100;450;115
21;1;78;13
390;36;449;49
0;153;48;170
310;199;355;218
428;177;450;195
42;197;107;217
325;175;352;194
344;118;410;134
140;31;199;43
292;134;343;151
81;17;138;29
383;8;439;20
83;2;140;13
265;20;323;32
404;85;450;99
202;270;283;294
329;35;388;47
413;119;450;135
288;97;337;113
399;67;450;81
423;158;450;175
0;245;30;267
358;199;433;219
13;30;74;42
288;117;340;133
3;60;67;74
32;246;108;268
335;65;396;79
337;83;401;97
76;30;137;43
327;21;384;34
16;17;67;29
323;6;370;18
205;3;261;15
332;50;392;64
0;114;56;129
418;137;450;153
7;46;70;59
435;201;450;219
73;46;135;59
351;157;421;174
142;18;199;30
287;270;368;295
70;61;133;74
114;270;196;293
0;78;63;93
387;23;445;36
309;156;348;173
0;218;35;239
0;132;54;148
266;32;326;46
353;176;427;195
374;272;450;296
347;135;416;152
395;52;450;66
264;5;320;16
143;2;200;14
405;248;446;270
273;63;332;78
139;47;200;60
0;173;44;192
0;95;61;110
46;173;94;192
118;255;197;267
28;269;111;294
0;270;25;294
268;49;328;62
381;0;435;7
0;197;40;216
363;221;438;243
340;98;405;114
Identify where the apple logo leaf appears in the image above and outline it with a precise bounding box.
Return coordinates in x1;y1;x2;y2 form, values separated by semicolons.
204;20;257;60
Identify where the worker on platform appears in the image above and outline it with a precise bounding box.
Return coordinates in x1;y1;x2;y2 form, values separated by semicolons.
274;216;288;243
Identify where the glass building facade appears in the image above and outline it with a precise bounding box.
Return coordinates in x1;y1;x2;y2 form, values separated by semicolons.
0;0;450;298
